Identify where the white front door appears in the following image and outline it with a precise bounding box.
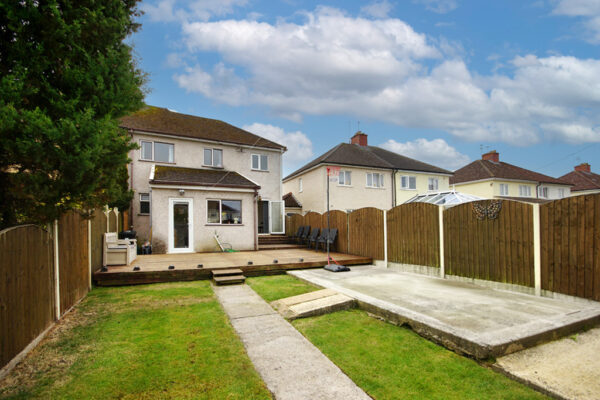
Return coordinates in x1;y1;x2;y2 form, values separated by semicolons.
168;198;194;253
270;201;284;234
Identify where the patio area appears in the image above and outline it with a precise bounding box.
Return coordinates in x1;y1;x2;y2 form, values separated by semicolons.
290;266;600;359
93;248;372;286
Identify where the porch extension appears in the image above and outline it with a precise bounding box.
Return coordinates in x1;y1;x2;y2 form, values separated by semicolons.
93;248;371;286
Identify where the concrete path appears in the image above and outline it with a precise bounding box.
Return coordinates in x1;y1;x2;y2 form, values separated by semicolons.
290;266;600;359
213;284;371;400
495;327;600;400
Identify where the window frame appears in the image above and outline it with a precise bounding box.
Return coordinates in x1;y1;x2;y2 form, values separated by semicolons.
400;175;417;190
428;177;439;191
139;193;150;215
538;186;549;199
299;178;303;193
366;172;384;188
251;154;269;171
206;199;243;225
499;183;509;196
519;185;532;197
338;170;352;186
139;140;174;163
203;148;223;168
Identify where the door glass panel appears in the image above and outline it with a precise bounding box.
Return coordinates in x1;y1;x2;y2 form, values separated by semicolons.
257;200;269;233
173;202;189;248
271;201;283;233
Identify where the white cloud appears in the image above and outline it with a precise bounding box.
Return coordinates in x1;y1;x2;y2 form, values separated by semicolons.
170;7;600;146
360;1;394;19
381;138;470;171
553;0;600;43
143;0;248;23
242;123;314;169
413;0;458;14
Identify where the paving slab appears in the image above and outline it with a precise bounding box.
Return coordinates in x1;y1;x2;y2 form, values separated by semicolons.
495;327;600;400
213;284;370;400
290;266;600;359
271;289;356;320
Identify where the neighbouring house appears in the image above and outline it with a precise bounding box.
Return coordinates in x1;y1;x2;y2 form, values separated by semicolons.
451;150;572;201
559;163;600;196
120;106;286;253
282;131;452;213
283;192;302;215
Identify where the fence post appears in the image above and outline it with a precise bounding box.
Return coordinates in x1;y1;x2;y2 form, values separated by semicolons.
88;218;92;290
533;203;541;296
439;206;445;279
383;209;388;267
53;220;61;319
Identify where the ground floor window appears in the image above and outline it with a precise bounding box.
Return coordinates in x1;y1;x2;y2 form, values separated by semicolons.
207;199;242;224
139;193;150;214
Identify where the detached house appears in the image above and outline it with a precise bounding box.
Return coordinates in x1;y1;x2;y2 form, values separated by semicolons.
559;163;600;196
282;131;452;213
120;107;286;253
451;150;572;201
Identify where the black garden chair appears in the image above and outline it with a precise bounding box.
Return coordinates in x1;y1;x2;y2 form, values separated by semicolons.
317;228;338;251
303;227;319;246
311;228;329;249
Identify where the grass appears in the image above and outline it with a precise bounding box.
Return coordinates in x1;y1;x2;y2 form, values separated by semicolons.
246;274;319;302
250;274;547;400
0;281;271;400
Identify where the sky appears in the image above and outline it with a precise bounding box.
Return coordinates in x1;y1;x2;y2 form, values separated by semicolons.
130;0;600;177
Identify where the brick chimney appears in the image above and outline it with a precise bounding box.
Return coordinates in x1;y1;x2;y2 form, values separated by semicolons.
351;131;368;146
574;163;591;172
482;150;499;163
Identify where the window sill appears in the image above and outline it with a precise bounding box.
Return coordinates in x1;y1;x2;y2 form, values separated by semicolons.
337;184;353;188
251;169;270;173
138;213;150;216
138;159;176;164
365;186;385;190
205;223;244;226
202;165;224;169
400;188;417;191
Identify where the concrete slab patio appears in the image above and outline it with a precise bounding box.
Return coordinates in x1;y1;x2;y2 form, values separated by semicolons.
290;266;600;359
213;284;370;400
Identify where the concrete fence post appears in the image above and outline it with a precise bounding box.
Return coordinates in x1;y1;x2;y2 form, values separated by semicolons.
53;220;61;319
533;203;541;296
439;206;445;279
383;209;388;267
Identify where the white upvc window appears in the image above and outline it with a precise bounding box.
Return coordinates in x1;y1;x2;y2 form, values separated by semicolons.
538;186;549;198
428;177;439;191
519;185;532;197
203;148;223;167
500;184;509;196
338;170;352;186
401;175;417;190
366;172;384;188
251;154;268;171
299;178;303;192
558;188;565;198
139;193;150;215
140;140;174;163
207;199;242;224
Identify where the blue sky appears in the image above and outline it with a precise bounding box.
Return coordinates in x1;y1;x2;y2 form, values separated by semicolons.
130;0;600;176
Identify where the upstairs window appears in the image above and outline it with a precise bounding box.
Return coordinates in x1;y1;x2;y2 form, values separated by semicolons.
140;140;174;163
252;154;268;171
558;188;565;198
500;184;509;196
428;177;439;191
299;178;303;192
338;171;352;186
204;148;223;167
538;186;549;198
367;172;384;188
519;185;531;197
401;175;416;190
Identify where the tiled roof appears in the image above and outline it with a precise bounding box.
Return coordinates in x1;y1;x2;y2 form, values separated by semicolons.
450;160;571;186
150;166;260;189
120;106;286;151
559;170;600;191
283;192;302;208
283;143;451;181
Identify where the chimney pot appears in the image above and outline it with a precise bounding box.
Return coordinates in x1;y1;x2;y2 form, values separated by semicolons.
574;163;591;172
482;150;499;163
351;131;368;146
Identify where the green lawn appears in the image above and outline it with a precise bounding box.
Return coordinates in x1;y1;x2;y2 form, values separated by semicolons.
250;274;547;400
0;281;270;400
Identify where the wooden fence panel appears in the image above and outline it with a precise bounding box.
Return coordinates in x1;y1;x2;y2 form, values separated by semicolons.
108;209;118;233
286;214;305;236
0;225;55;368
444;200;534;286
322;210;349;253
540;194;600;301
387;203;440;267
348;208;384;260
305;212;324;231
58;212;89;315
90;210;107;273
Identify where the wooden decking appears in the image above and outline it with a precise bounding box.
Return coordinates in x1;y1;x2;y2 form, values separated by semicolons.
93;248;372;286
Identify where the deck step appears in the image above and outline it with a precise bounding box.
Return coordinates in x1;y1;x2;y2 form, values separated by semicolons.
259;244;305;250
213;274;246;285
212;268;244;277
